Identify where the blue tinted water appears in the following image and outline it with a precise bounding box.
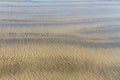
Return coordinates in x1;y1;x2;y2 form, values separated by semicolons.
0;1;120;32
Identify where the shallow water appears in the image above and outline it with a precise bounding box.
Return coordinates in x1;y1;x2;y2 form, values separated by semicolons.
0;1;120;26
0;0;120;44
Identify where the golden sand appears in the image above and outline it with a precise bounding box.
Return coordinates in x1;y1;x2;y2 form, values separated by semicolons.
0;27;120;80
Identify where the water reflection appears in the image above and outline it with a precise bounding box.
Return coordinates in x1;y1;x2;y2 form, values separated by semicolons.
0;0;120;47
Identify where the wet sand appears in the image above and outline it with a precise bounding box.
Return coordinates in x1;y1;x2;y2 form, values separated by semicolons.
0;1;120;80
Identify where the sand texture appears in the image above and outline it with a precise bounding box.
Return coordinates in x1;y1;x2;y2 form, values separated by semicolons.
0;1;120;80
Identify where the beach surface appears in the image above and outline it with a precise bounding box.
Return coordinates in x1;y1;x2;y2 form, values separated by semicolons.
0;0;120;80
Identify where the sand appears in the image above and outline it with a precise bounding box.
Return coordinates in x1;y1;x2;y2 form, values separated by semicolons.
0;27;120;80
0;1;120;80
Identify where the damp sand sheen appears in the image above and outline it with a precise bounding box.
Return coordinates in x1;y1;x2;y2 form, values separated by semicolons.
0;1;120;80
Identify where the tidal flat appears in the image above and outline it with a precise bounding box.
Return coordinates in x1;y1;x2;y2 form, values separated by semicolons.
0;0;120;80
